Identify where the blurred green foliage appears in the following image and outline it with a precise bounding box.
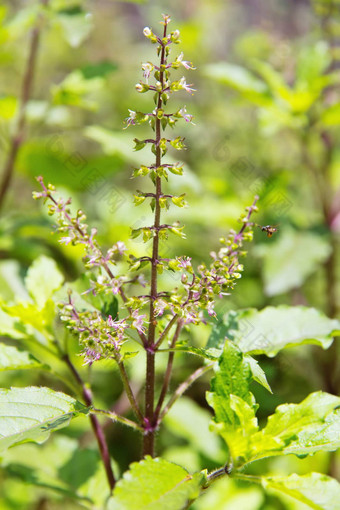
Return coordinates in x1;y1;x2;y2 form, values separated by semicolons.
0;0;340;508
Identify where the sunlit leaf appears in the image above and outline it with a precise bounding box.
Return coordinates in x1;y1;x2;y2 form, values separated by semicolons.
250;391;340;462
107;456;204;510
0;344;46;371
262;472;340;510
0;387;88;451
207;341;258;462
25;255;64;308
221;306;338;356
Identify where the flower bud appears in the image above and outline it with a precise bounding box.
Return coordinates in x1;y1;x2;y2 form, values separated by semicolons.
171;30;180;42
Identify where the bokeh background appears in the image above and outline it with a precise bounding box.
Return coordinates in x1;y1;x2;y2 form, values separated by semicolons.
0;0;339;508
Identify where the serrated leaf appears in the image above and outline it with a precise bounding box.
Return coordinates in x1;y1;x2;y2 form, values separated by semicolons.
208;341;255;424
0;387;88;451
207;342;258;462
25;255;64;308
249;391;340;462
262;472;340;510
222;306;339;356
108;456;204;510
0;344;47;371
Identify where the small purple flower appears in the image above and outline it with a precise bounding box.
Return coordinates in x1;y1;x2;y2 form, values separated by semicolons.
178;106;194;123
177;256;192;270
207;301;216;317
125;109;137;127
132;310;146;333
84;348;101;365
154;298;167;317
115;241;126;255
177;52;196;70
179;77;196;94
142;62;153;82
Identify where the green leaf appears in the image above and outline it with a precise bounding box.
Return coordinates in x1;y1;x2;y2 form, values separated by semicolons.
168;341;220;361
204;62;271;106
107;456;204;510
25;255;64;308
255;229;331;296
296;42;331;86
221;306;339;357
251;59;318;113
1;300;56;343
80;60;118;79
262;472;340;510
0;308;29;340
207;342;258;462
208;341;255;424
57;9;93;48
321;103;340;126
52;70;103;110
1;434;111;506
0;344;46;371
244;355;272;393
0;387;88;451
0;95;17;120
250;391;340;462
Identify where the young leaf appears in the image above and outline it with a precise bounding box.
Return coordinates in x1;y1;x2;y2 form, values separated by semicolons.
249;391;340;462
0;387;88;451
107;456;205;510
0;344;47;371
25;255;64;309
221;306;339;357
244;355;272;393
207;341;258;462
262;472;340;510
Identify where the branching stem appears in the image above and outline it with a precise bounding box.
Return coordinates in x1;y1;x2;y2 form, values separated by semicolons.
0;0;48;210
62;354;116;491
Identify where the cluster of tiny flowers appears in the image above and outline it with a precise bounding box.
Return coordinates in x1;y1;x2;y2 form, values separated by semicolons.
59;295;146;364
155;198;259;325
33;15;259;366
33;177;126;274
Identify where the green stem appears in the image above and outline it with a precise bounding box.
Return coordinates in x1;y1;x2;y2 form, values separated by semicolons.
91;408;143;431
154;320;184;424
159;363;214;421
117;360;144;423
0;0;48;211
